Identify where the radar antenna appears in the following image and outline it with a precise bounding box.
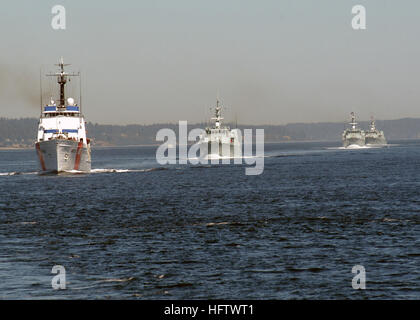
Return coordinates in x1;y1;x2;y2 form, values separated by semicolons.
46;57;79;108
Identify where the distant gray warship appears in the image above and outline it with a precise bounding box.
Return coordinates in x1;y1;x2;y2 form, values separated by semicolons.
342;112;365;148
365;117;386;145
198;99;242;158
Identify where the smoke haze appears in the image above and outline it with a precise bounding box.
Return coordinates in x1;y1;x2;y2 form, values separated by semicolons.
0;0;419;125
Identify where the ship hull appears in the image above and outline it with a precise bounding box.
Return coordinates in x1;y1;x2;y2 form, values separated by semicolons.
342;136;365;148
198;141;242;158
342;129;365;148
209;141;241;157
35;140;91;173
365;136;387;145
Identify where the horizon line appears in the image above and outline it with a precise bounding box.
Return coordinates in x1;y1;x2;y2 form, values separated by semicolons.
1;116;420;127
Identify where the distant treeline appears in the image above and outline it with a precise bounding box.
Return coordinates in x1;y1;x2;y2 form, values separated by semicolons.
1;117;420;147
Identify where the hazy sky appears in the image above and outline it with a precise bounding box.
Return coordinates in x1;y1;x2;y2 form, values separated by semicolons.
1;0;419;125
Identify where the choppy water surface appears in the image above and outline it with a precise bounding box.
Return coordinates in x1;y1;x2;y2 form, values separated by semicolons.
0;141;419;299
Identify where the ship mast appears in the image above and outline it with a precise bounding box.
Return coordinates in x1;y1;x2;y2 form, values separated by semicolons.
211;99;224;129
46;57;79;108
58;58;67;107
350;112;357;130
370;116;376;131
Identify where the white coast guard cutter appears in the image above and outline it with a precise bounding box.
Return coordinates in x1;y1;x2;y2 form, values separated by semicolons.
35;58;91;173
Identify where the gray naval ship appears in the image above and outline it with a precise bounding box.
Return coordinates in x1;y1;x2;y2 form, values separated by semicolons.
198;99;242;158
35;58;91;173
365;117;387;145
342;112;365;148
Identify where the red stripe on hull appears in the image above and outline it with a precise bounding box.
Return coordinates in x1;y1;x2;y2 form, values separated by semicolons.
35;142;46;171
74;141;83;170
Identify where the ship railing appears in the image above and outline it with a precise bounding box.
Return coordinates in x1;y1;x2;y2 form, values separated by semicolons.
44;129;78;133
43;105;80;113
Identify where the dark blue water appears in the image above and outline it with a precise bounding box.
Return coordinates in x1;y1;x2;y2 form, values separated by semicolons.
0;141;419;299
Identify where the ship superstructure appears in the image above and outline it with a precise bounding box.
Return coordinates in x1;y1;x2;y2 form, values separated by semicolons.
198;100;242;158
35;58;91;173
342;112;365;147
365;117;387;145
